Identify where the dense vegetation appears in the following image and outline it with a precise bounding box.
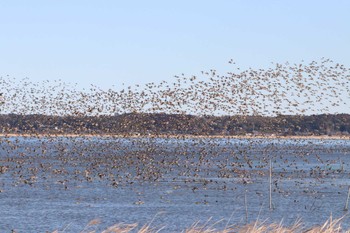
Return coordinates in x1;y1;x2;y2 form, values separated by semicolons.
0;113;349;136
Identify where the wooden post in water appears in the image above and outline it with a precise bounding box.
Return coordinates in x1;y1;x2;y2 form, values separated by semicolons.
344;186;350;211
340;159;344;172
269;159;273;210
244;189;248;223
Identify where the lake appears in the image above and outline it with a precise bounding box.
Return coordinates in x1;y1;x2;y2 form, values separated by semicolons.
0;136;349;232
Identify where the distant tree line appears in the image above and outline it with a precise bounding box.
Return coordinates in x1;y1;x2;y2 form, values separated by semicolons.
0;113;349;136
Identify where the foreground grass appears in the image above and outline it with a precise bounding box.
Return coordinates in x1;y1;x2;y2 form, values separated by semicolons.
50;216;350;233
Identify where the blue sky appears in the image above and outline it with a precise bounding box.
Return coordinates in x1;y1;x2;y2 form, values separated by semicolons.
1;0;349;90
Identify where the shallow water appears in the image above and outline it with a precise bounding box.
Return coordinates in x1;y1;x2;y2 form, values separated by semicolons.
0;137;350;232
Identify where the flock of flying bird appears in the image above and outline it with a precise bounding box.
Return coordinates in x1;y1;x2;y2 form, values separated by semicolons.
0;58;348;117
0;58;349;195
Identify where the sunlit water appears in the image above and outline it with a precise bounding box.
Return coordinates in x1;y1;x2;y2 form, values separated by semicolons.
0;137;350;232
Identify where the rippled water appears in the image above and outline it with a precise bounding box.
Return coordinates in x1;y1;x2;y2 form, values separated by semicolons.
0;137;350;232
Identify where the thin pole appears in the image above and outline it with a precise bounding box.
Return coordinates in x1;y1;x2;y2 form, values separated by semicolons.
244;189;248;223
269;159;273;210
344;186;350;211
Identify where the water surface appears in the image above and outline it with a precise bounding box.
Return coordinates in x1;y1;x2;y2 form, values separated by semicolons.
0;137;349;232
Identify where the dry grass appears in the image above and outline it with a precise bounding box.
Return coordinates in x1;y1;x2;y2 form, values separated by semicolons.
302;215;348;233
77;216;164;233
235;218;302;233
52;215;350;233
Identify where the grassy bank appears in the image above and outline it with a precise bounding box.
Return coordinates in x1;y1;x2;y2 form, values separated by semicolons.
49;216;350;233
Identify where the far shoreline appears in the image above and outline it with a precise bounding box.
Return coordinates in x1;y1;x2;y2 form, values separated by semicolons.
0;133;349;140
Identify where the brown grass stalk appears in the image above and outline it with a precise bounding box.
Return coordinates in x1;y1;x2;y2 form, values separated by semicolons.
53;215;350;233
